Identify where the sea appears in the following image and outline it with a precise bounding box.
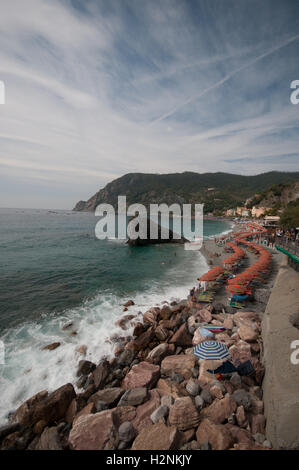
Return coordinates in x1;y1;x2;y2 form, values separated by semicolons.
0;207;232;424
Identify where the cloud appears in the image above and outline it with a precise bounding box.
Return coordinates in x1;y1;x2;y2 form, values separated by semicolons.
0;0;299;208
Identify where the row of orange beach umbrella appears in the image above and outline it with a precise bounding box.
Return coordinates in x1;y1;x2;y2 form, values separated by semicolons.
197;222;272;296
198;237;246;282
221;242;245;269
226;223;272;295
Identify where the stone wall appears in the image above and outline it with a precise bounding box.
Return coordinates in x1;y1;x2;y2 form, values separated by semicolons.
262;254;299;449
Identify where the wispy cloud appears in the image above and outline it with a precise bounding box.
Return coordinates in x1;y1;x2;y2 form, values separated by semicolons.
0;0;299;208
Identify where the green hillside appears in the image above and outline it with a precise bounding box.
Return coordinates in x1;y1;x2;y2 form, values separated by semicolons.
73;171;299;214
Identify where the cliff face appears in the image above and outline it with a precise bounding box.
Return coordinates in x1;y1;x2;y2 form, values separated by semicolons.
73;171;299;213
251;181;299;209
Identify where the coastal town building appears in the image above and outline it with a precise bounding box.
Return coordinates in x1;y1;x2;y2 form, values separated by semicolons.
251;206;271;218
225;209;236;217
264;215;280;226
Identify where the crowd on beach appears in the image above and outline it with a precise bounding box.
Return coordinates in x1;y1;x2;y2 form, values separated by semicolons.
252;227;298;245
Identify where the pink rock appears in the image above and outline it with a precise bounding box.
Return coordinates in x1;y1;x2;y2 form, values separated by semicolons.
168;397;200;431
159;305;172;320
65;399;78;423
222;380;234;395
225;424;254;445
250;414;266;434
199;308;212;322
132;422;180;450
196;418;234;450
146;343;169;364
236;405;247;428
154;326;169;342
73;402;96;425
69;410;118;450
113;406;136;425
133;322;145;337
229;342;252;366
234;311;261;323
215;332;234;347
251;399;264;415
238;321;258;343
223;318;234;330
161;355;196;380
210;385;224;400
143;309;159;325
156;379;188;399
130;327;155;351
200;394;237;424
132;389;161;432
169;324;193;346
122;362;160;389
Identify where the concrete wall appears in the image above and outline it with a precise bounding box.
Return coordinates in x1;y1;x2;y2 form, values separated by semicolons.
262;255;299;449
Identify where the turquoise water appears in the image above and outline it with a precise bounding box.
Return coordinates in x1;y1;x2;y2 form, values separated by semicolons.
0;208;231;424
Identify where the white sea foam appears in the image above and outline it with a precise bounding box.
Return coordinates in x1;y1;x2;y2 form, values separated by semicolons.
0;249;208;425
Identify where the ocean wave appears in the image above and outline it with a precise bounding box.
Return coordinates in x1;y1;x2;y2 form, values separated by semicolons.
0;249;208;425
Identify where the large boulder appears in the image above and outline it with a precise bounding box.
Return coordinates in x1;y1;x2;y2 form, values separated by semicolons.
76;360;96;377
146;343;169;364
156;379;188;399
161;355;196;380
130;326;155;351
11;390;49;426
154;326;169;342
168;397;200;431
225;423;254;446
35;426;63;450
113;406;136;426
68;410;118;450
32;384;76;426
88;388;124;408
132;389;161;432
73;403;96;425
143;308;160;325
169;324;193;346
196;418;234;450
232;389;252;411
122;362;160;389
12;384;75;427
118;421;136;444
200;394;237;424
92;360;110;389
238;321;258;343
250;414;266;435
118;387;148;407
131;422;181;450
159;305;172;320
198;308;213;323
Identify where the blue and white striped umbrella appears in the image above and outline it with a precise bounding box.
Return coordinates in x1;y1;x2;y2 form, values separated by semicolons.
193;340;229;361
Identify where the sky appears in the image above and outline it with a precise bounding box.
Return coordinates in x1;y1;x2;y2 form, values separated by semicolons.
0;0;299;209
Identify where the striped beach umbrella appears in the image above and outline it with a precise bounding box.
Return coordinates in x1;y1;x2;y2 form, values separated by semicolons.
193;340;229;361
201;324;226;333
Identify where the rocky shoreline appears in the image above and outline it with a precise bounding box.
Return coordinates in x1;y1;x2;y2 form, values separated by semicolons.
0;226;278;451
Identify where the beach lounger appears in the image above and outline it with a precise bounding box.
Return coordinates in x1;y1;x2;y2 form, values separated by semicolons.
228;300;244;308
